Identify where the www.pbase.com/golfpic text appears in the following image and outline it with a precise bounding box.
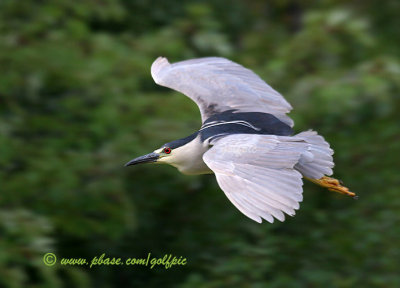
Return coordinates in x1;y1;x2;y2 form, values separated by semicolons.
43;252;187;269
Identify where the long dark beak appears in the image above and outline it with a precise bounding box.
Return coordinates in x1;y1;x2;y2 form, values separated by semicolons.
124;152;160;167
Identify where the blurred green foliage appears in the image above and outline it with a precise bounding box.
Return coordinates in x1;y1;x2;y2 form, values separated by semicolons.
1;0;399;287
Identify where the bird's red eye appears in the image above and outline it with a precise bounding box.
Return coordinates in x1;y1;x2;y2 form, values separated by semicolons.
163;147;171;154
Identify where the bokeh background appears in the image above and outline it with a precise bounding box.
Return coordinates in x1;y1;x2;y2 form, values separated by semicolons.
1;0;399;287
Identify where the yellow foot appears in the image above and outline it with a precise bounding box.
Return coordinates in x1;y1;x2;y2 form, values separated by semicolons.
307;176;358;199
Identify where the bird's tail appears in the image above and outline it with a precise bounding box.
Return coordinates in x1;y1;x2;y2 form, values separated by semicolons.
294;130;357;198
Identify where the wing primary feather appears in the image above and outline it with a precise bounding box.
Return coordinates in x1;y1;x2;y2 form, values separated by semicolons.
216;175;262;223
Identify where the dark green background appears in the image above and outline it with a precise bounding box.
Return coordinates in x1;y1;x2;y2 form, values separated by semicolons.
1;0;399;287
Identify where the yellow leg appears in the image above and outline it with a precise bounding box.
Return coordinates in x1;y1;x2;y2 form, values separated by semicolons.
306;176;358;199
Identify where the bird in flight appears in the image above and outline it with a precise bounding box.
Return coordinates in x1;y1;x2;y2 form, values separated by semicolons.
125;57;357;223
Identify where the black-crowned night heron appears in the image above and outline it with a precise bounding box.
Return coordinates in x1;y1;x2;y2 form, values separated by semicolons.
125;57;357;223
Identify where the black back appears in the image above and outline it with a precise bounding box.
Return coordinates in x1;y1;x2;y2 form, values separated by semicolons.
163;110;293;148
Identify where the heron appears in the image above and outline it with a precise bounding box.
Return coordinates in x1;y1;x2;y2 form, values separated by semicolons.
125;57;357;223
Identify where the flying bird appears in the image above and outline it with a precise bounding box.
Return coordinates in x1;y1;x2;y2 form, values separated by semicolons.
125;57;357;223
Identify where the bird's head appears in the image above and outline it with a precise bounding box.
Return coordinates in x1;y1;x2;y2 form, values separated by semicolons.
124;132;209;175
124;146;175;167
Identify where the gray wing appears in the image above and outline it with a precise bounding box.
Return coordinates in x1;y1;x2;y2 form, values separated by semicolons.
151;57;293;126
203;134;307;223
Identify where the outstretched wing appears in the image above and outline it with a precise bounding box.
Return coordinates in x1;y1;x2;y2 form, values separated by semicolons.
203;134;307;223
151;57;293;126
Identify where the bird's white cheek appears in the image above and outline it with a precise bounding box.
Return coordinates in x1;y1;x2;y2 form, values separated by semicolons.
157;154;175;164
